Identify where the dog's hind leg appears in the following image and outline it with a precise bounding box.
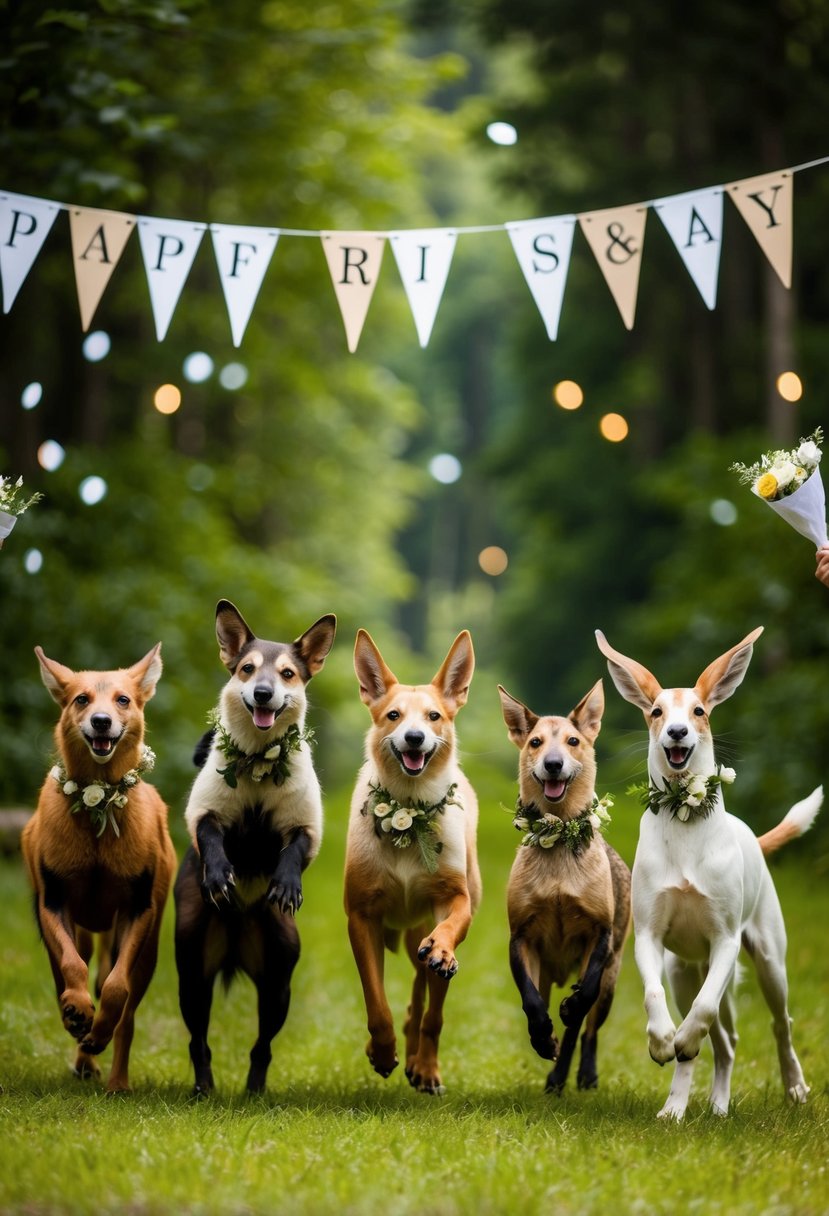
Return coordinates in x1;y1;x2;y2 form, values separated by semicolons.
403;928;428;1077
509;933;557;1061
175;850;222;1095
243;906;300;1094
347;910;398;1078
404;963;452;1095
576;940;624;1091
707;983;738;1116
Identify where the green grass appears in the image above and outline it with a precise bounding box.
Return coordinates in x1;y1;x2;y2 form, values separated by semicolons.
2;766;828;1216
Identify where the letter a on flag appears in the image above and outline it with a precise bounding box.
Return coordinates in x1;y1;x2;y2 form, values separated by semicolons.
211;223;280;347
0;191;61;314
69;207;136;330
654;187;723;310
389;228;457;347
727;170;793;288
507;216;576;340
138;216;206;341
321;231;386;353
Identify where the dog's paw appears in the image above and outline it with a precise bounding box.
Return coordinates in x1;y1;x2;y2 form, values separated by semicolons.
72;1051;101;1081
60;991;95;1041
647;1016;677;1065
416;935;458;980
200;862;236;908
528;1013;558;1061
267;875;303;916
366;1036;398;1079
787;1081;810;1105
657;1096;688;1121
672;1017;705;1063
405;1059;445;1095
559;984;588;1028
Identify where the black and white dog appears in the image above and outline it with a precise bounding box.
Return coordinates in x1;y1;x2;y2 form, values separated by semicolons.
174;600;336;1095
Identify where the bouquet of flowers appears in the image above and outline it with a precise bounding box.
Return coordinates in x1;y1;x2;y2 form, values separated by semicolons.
0;475;42;548
730;428;827;548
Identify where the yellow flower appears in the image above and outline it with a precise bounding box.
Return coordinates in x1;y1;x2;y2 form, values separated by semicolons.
755;472;779;499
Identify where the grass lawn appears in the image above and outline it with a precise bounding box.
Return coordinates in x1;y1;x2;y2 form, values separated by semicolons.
1;760;827;1216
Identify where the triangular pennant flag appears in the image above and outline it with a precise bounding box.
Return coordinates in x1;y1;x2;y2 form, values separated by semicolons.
727;170;793;289
211;223;280;347
653;187;723;310
321;231;385;352
578;204;647;330
389;228;456;347
137;215;206;341
0;191;61;314
69;206;136;330
506;216;576;340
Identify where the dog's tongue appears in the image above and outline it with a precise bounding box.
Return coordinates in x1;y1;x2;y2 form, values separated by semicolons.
253;707;276;730
670;748;687;766
403;751;425;774
92;738;113;756
544;779;566;801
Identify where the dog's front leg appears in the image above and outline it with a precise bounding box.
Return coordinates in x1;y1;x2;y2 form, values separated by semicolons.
417;883;471;979
509;933;557;1060
267;828;312;915
196;814;236;906
559;926;611;1027
673;933;741;1063
35;890;95;1041
634;930;676;1064
347;910;398;1078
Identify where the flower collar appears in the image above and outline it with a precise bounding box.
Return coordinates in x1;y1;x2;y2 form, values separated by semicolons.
629;765;736;823
50;745;156;838
511;794;613;852
207;709;313;789
361;781;461;873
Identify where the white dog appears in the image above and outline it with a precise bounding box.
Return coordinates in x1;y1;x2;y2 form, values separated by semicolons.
596;626;821;1119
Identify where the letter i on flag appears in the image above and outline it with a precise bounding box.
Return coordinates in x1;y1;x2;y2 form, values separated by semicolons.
321;231;386;352
138;216;206;341
0;191;61;313
389;228;457;348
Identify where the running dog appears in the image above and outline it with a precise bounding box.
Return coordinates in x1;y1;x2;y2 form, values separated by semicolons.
596;626;821;1119
174;600;336;1095
22;645;176;1093
345;629;481;1094
499;680;631;1093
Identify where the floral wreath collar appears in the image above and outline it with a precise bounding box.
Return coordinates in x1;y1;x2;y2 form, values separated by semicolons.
361;781;461;873
50;745;156;838
511;793;613;852
629;765;736;822
207;708;313;789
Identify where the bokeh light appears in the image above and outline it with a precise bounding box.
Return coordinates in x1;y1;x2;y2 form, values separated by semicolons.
600;413;629;442
486;121;518;146
82;331;111;362
24;548;43;574
219;362;249;390
37;440;65;472
553;380;584;410
776;371;803;402
183;352;214;383
79;476;108;505
154;384;182;415
710;499;738;526
479;545;509;576
21;382;42;410
429;453;462;484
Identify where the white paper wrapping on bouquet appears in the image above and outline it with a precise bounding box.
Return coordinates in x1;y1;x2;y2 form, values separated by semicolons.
0;509;17;541
762;468;829;548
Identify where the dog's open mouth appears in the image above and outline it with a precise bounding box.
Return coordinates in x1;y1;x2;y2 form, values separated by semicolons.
85;734;119;758
247;704;285;731
392;745;435;776
534;772;569;803
665;745;694;770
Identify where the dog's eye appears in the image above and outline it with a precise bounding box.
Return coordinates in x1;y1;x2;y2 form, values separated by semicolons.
74;694;89;706
428;711;441;722
281;668;295;681
651;707;663;718
693;706;705;717
116;696;130;707
241;663;255;675
387;710;400;721
567;736;579;747
529;737;542;749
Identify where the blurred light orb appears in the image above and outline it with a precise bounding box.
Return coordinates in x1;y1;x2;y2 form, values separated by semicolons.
479;545;509;576
429;453;462;484
21;382;43;410
553;380;584;410
776;371;803;402
710;498;738;526
79;475;108;505
219;362;249;390
183;351;214;383
38;440;65;472
600;412;629;442
24;548;43;574
82;331;111;362
187;463;215;492
154;383;182;415
486;121;518;146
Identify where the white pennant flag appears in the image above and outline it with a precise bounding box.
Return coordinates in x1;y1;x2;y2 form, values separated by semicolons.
389;228;457;347
211;223;280;347
138;215;206;341
653;187;723;310
506;216;576;340
0;191;61;314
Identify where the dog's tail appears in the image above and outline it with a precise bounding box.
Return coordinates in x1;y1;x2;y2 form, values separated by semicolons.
758;785;822;857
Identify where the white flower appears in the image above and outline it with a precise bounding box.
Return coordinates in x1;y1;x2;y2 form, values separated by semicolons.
770;459;798;490
539;834;557;848
380;818;393;833
676;804;692;822
394;834;412;848
140;746;156;771
373;802;391;818
112;793;128;808
123;772;138;787
264;744;282;761
251;762;271;781
797;439;821;468
62;780;78;795
82;784;105;807
513;816;530;831
719;766;736;784
687;774;708;799
391;809;414;831
50;765;63;782
589;813;601;829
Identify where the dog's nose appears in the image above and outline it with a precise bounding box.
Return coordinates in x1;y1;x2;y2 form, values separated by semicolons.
667;725;689;741
404;729;425;750
253;685;273;705
544;755;563;776
90;713;112;733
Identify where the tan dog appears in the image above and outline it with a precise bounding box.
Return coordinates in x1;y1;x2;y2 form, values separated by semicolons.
345;630;481;1093
22;646;176;1093
499;680;631;1093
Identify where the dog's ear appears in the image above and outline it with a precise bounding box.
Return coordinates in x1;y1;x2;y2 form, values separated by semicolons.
432;631;475;711
569;678;604;744
354;629;398;704
35;647;75;704
128;643;163;703
595;630;662;712
295;614;337;678
498;685;539;746
694;626;763;709
216;600;255;669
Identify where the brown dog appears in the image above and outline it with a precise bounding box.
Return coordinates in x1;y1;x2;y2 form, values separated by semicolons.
345;630;481;1094
22;645;176;1093
498;679;631;1093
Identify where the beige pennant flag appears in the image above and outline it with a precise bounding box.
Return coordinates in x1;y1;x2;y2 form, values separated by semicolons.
321;231;385;352
69;206;136;330
578;204;647;330
727;170;793;288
